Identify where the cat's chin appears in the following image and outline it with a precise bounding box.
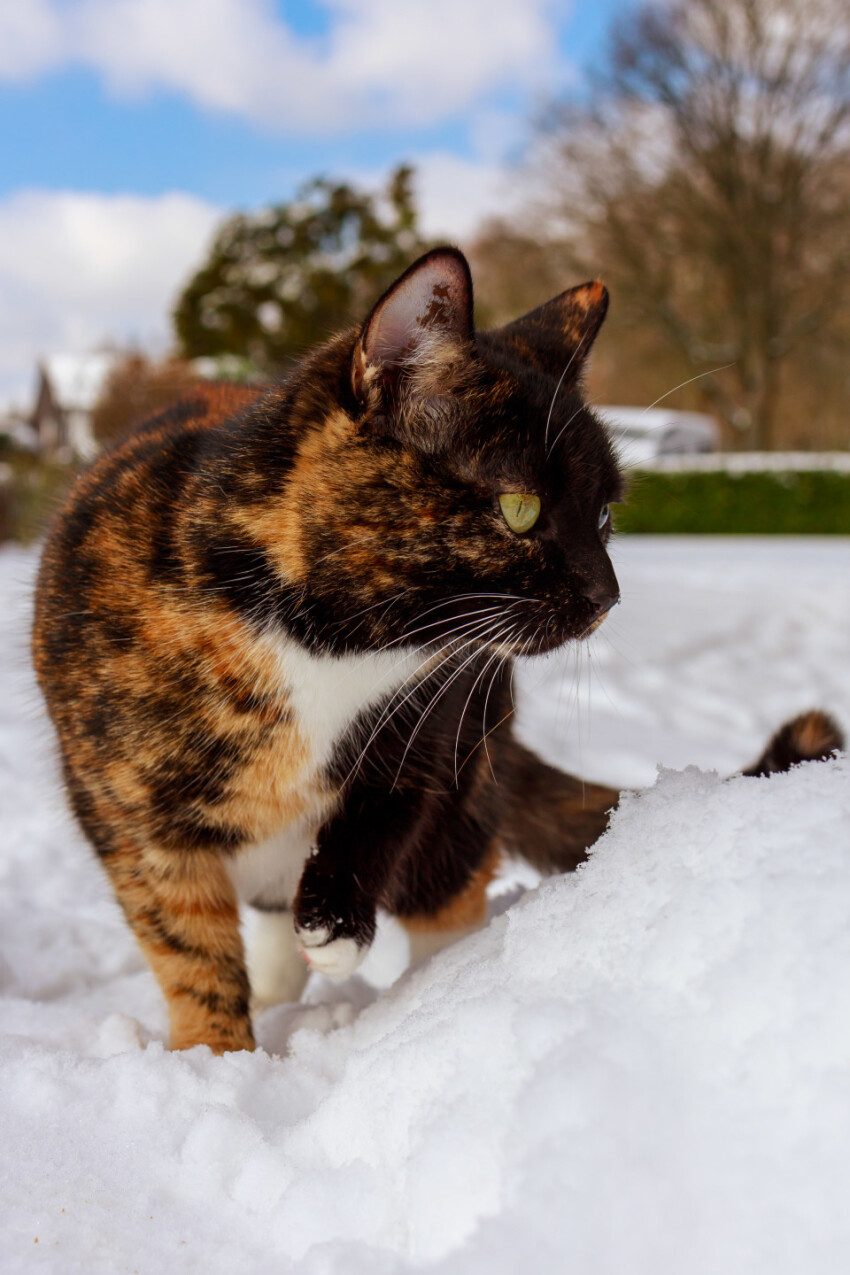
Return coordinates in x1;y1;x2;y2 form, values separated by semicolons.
581;613;611;638
508;614;611;656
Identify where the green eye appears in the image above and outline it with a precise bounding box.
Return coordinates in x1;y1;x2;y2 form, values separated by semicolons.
499;492;541;534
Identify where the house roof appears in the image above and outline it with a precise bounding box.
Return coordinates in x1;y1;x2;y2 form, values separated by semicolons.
40;352;121;412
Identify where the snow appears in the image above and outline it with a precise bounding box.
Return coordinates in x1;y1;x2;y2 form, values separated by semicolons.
2;536;849;1274
642;451;850;473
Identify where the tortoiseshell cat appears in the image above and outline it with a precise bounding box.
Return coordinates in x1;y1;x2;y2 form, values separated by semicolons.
33;248;843;1053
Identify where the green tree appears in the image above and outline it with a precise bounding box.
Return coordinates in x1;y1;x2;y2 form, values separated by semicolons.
174;165;427;374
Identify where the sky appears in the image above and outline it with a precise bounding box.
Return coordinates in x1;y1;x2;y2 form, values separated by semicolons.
0;0;632;409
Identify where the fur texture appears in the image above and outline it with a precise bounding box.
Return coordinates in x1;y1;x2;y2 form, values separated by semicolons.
32;248;843;1053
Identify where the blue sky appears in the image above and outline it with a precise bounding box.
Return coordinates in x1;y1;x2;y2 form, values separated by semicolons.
0;0;632;406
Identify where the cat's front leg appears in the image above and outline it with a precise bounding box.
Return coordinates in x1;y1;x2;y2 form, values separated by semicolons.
293;788;417;980
294;865;376;979
103;841;254;1053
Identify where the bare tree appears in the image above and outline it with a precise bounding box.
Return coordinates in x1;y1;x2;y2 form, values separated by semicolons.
539;0;850;448
91;355;200;445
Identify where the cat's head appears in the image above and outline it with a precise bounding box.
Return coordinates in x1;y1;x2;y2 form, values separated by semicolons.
273;246;623;657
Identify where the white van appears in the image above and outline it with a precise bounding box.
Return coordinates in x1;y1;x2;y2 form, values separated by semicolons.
599;407;720;466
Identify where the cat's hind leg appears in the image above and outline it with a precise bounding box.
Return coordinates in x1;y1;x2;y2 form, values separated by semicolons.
404;922;483;966
397;843;500;967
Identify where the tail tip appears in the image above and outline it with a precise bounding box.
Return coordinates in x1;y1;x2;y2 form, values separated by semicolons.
786;710;845;762
748;709;845;777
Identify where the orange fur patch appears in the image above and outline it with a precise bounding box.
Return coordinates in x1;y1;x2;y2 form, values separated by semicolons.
792;710;839;758
402;843;501;933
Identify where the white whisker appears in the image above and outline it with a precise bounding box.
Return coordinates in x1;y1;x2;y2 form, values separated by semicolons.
343;614;505;788
543;310;598;449
638;363;735;416
390;619;509;788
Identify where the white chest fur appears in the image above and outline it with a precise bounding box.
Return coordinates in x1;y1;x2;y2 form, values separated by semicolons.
229;639;428;908
275;637;427;772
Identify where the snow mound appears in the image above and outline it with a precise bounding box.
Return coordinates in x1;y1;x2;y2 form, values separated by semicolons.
2;540;850;1272
3;762;850;1273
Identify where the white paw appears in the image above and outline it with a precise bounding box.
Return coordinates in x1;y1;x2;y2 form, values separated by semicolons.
295;926;366;981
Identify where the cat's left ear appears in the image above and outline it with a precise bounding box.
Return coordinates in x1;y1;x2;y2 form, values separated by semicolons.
352;247;473;399
497;281;609;379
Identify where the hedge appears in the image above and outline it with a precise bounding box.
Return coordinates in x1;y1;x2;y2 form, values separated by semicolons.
2;455;849;545
615;470;850;535
0;448;79;544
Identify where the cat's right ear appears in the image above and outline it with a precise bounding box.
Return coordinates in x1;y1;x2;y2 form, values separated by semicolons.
352;247;473;400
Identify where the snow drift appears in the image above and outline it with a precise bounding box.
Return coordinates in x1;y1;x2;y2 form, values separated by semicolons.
1;538;849;1273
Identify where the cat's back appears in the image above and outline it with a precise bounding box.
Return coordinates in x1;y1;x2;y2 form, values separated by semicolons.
30;381;294;851
34;380;263;641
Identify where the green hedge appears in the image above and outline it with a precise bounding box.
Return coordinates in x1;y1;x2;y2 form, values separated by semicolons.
616;470;850;534
0;446;79;544
2;454;849;544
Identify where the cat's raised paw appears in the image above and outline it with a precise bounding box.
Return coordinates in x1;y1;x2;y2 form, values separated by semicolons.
295;925;366;981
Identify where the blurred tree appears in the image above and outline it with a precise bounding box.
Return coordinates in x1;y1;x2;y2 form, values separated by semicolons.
91;354;199;445
536;0;850;449
467;221;573;328
174;166;427;375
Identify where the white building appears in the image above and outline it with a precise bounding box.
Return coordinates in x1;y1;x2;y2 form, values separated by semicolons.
30;352;122;461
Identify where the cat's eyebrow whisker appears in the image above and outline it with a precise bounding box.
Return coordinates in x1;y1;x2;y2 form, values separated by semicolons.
543;309;597;449
547;402;586;460
637;363;736;416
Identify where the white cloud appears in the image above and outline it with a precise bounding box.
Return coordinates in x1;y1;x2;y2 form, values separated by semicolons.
410;151;525;241
0;0;61;80
0;0;562;132
0;152;530;408
0;189;221;408
0;150;531;410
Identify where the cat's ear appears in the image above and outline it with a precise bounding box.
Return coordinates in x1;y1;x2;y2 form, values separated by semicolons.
498;281;609;379
352;247;473;398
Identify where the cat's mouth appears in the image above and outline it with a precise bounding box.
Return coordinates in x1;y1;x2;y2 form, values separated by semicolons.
408;589;617;659
504;602;616;654
478;613;610;657
581;612;611;637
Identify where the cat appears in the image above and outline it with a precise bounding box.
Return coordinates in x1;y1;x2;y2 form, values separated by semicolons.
32;247;843;1053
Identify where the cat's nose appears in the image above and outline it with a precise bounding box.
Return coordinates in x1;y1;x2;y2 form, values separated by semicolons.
584;582;620;619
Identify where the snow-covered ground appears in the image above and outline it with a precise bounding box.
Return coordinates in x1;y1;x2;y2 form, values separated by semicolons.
2;537;849;1274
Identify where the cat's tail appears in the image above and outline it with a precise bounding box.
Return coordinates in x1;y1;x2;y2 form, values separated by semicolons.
494;709;844;876
742;709;844;778
492;735;618;876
